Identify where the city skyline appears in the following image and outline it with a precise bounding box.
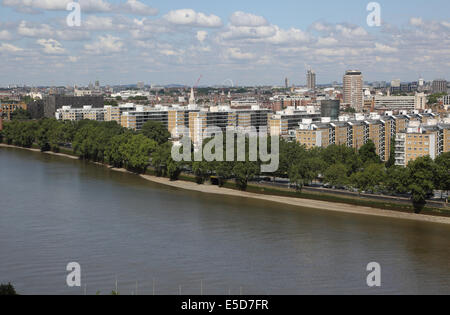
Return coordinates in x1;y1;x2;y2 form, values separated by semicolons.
0;0;449;86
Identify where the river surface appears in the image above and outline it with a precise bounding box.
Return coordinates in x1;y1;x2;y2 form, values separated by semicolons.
0;147;449;295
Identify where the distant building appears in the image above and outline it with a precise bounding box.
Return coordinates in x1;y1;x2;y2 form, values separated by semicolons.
432;79;447;94
443;95;450;110
320;100;340;120
55;106;106;121
343;70;363;112
230;98;259;108
27;100;45;119
394;122;450;166
0;101;27;120
307;69;316;92
43;95;104;118
374;95;417;110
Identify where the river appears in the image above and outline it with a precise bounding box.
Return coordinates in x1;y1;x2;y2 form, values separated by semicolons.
0;147;449;295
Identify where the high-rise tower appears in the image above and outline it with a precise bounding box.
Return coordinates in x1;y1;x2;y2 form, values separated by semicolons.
307;69;316;91
343;70;363;112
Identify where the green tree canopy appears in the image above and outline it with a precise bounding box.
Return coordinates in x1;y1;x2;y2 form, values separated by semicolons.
141;121;171;145
407;156;437;212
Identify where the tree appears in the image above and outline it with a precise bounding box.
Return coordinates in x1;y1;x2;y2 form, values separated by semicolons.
10;108;31;121
0;283;18;295
383;166;410;195
288;158;323;192
151;142;172;177
322;144;361;176
121;134;158;173
3;120;38;147
407;156;437;213
213;161;233;187
192;161;212;184
105;133;129;168
323;163;349;188
350;163;386;193
386;136;396;168
233;161;258;191
434;152;450;199
359;140;381;165
141;121;171;145
36;119;60;152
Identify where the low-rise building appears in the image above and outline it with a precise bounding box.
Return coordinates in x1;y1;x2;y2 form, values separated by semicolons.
55;106;106;121
0;101;27;120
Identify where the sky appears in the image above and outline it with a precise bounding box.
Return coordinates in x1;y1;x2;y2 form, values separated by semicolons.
0;0;449;87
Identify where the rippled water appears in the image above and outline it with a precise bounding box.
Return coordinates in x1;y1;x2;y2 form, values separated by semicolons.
0;147;449;295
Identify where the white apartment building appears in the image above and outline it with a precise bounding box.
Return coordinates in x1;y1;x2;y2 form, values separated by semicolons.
55;106;106;121
374;93;427;110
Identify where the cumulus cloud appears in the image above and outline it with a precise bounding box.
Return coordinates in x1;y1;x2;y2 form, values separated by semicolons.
18;21;53;37
229;11;268;27
0;42;23;53
226;47;255;60
84;34;125;54
317;37;338;46
37;38;66;54
3;0;112;13
164;9;223;28
120;0;158;16
409;17;424;27
196;30;208;42
374;43;398;53
0;30;13;40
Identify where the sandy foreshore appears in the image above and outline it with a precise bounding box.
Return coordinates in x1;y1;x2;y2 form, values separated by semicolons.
2;143;450;225
140;174;450;225
0;143;79;160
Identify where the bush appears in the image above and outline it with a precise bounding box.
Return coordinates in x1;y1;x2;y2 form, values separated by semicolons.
0;283;18;295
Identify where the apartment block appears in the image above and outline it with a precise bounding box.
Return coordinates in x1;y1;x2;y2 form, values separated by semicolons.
295;114;414;162
120;107;168;131
269;108;320;136
0;101;27;120
105;104;137;123
395;131;436;166
343;70;363;111
55;106;105;121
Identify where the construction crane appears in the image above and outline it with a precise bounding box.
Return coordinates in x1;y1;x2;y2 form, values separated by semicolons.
194;75;203;89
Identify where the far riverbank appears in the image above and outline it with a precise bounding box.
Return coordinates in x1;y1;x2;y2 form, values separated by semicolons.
2;143;450;225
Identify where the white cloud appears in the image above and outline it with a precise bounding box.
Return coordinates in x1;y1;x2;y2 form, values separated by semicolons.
264;26;310;44
37;38;66;54
164;9;223;28
374;43;398;53
0;30;13;40
120;0;158;16
229;11;268;27
220;25;277;40
84;34;125;54
317;37;338;46
0;42;23;53
196;30;208;42
335;24;368;38
83;16;115;30
410;17;424;27
17;21;53;37
3;0;112;13
226;47;254;60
